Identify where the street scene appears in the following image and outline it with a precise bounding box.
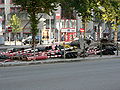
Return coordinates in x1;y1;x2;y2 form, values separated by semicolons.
0;0;120;90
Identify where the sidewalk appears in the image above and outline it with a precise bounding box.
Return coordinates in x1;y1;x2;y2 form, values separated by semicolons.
0;54;120;67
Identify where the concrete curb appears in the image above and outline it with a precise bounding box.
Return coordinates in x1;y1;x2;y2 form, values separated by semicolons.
0;55;120;67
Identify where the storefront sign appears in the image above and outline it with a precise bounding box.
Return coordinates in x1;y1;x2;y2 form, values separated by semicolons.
61;29;76;32
56;13;61;19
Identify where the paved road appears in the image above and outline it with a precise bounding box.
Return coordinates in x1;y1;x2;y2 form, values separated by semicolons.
0;58;120;90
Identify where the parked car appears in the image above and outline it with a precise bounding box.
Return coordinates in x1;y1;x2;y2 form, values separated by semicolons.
22;36;42;45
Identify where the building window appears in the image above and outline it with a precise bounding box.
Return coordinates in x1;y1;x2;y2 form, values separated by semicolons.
51;19;55;29
0;8;5;14
16;7;21;12
45;19;49;29
61;20;65;28
10;7;16;13
61;19;76;29
10;7;21;13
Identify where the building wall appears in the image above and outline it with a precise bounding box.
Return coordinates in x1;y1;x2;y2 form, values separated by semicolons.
0;0;30;40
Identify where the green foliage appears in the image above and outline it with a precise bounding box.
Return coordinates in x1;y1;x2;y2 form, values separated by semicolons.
97;0;120;41
98;0;120;31
12;0;59;47
62;0;99;22
9;14;22;33
29;12;39;36
13;0;59;15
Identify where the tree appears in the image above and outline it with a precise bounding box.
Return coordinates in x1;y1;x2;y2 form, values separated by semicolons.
66;0;120;42
98;0;120;41
13;0;59;48
60;0;99;57
9;14;22;45
12;0;59;60
62;0;99;37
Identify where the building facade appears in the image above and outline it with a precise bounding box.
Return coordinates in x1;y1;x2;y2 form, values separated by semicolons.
0;0;95;44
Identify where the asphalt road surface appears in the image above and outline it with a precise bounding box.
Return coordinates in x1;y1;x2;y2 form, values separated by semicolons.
0;58;120;90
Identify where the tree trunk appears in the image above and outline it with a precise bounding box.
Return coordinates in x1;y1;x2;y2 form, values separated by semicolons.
114;31;117;42
32;34;36;48
14;33;17;46
32;34;36;60
114;17;118;42
29;10;39;60
29;13;38;48
107;22;112;40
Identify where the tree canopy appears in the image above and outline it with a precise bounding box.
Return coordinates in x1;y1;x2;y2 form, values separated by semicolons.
97;0;120;41
13;0;59;47
13;0;59;15
9;14;22;33
12;0;120;43
9;14;22;45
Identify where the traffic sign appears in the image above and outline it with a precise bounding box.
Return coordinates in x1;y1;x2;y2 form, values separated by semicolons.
80;28;85;32
7;27;12;32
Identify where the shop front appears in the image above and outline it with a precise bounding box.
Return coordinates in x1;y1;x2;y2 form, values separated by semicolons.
60;19;77;42
61;29;76;42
